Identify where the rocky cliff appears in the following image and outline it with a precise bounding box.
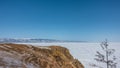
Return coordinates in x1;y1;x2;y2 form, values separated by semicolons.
0;43;84;68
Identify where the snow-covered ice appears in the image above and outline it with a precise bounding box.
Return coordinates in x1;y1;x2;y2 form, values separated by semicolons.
18;42;120;68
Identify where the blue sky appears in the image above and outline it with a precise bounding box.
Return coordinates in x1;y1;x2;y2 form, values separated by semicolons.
0;0;120;42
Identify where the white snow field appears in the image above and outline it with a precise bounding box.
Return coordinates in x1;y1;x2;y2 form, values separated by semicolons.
18;42;120;68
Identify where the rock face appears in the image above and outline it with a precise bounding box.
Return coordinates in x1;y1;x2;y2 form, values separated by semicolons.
0;43;84;68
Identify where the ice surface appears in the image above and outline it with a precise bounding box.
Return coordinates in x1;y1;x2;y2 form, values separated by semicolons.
17;42;120;68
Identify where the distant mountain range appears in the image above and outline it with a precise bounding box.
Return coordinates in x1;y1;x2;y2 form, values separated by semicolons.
0;38;85;43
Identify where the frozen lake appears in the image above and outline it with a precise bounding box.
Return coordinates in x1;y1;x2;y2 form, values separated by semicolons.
17;42;120;68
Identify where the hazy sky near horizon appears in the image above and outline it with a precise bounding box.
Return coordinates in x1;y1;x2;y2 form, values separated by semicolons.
0;0;120;42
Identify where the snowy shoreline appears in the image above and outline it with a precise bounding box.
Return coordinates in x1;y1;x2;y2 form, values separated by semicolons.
16;42;120;68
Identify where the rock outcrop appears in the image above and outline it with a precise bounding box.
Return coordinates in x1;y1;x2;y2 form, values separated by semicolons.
0;43;84;68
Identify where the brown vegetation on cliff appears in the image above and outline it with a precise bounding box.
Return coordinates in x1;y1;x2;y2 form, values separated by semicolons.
0;43;84;68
